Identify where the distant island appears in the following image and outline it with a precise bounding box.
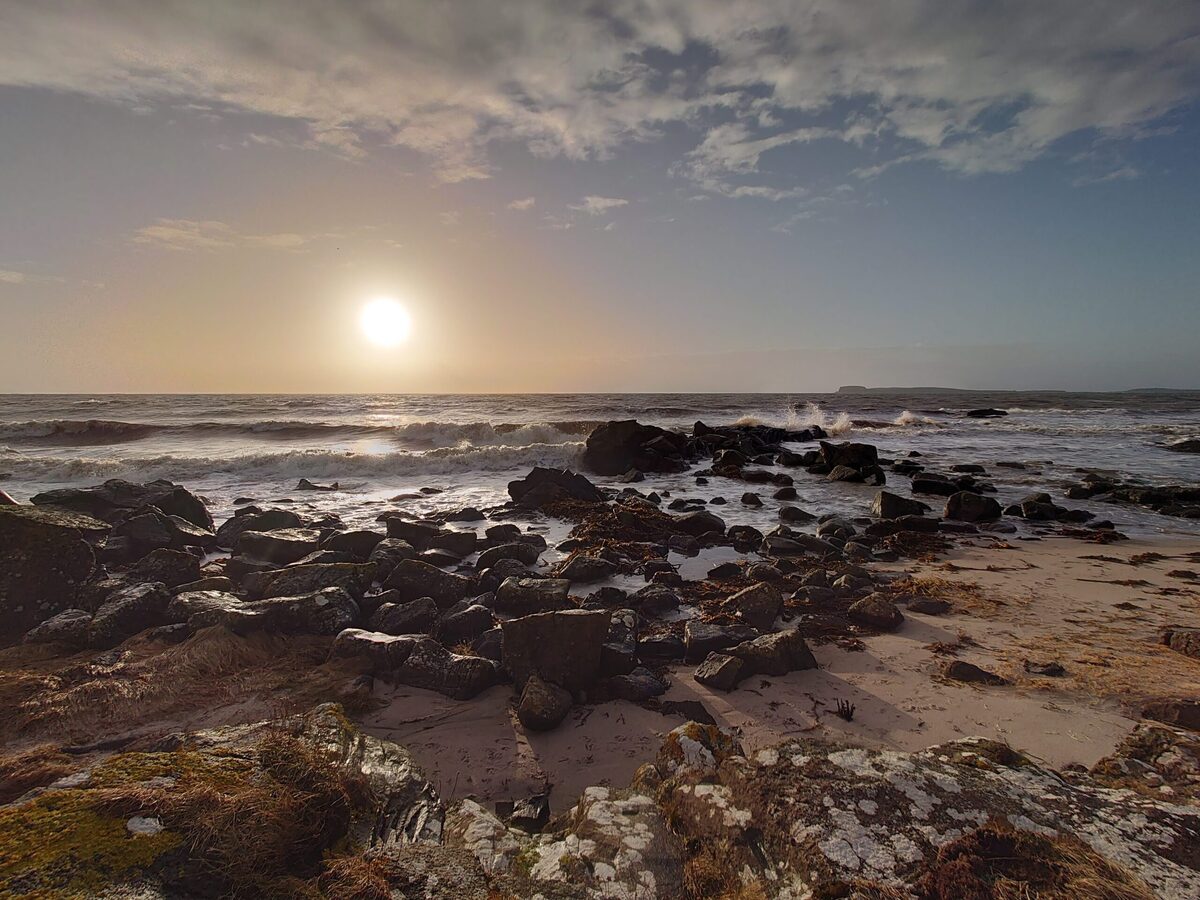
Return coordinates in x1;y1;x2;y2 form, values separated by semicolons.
835;385;1194;394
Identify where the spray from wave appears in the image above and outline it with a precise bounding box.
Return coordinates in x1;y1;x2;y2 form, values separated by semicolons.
787;403;853;436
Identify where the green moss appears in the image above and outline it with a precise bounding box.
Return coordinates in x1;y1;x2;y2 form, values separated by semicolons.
511;845;540;879
0;789;181;898
88;748;256;789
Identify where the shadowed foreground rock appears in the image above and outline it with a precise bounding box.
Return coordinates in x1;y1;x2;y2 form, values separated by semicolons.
4;709;1198;898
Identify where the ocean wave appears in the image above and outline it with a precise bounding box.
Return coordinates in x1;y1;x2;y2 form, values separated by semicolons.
1;442;587;484
788;403;854;436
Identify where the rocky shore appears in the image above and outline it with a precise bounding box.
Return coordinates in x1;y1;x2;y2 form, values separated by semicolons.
3;417;1200;897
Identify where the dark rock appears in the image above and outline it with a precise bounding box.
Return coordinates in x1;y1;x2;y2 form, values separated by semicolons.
383;519;441;550
0;504;108;642
127;548;202;588
235;528;323;565
741;492;763;507
1167;439;1200;454
495;577;571;614
429;529;478;558
911;474;960;496
728;629;817;676
1162;627;1200;660
966;407;1008;418
32;478;212;529
778;505;816;524
508;467;605;507
773;487;798;500
872;490;930;518
905;596;952;615
215;507;303;549
674;510;725;537
370;598;439;635
693;652;746;691
367;538;418;580
169;587;359;636
23;608;92;647
501;608;609;692
847;594;904;630
88;581;171;647
244;562;376;601
950;463;987;474
943;660;1009;685
476;541;540;570
583;420;688;475
1142;699;1200;731
395;638;498;700
604;667;669;702
725;582;782;631
386;559;473;608
559;555;617;584
322;529;385;559
518;675;573;731
508;795;551;833
478;558;532;594
637;633;686;663
437;603;493;643
632;584;680;617
1024;659;1066;677
684;621;758;662
945;491;1002;522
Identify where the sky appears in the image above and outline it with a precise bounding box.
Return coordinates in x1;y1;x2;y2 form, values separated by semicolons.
1;0;1199;393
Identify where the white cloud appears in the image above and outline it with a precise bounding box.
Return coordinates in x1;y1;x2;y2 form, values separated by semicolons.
0;269;26;284
0;1;1196;190
507;197;536;211
0;267;65;285
569;196;628;215
130;219;314;252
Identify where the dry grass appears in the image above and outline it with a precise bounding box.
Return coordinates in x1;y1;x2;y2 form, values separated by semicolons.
316;854;394;900
901;575;1014;618
912;821;1155;900
0;743;76;803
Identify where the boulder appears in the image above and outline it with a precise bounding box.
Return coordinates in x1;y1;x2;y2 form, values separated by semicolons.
501;608;609;693
0;504;108;641
906;596;952;615
476;541;540;570
23;608;93;647
1167;439;1200;454
127;548;202;587
943;659;1009;685
385;559;473;609
88;581;171;647
214;507;304;549
394;638;499;700
847;594;904;630
367;538;418;579
437;603;494;644
1162;627;1200;660
945;491;1002;522
582;419;688;475
32;478;212;529
494;577;571;614
558;555;616;583
778;505;816;524
674;509;725;537
321;529;385;559
507;467;605;507
384;519;442;549
235;528;323;564
966;407;1008;417
243;562;376;601
728;629;817;676
693;652;746;691
369;598;439;635
872;490;930;518
517;675;573;731
683;621;759;662
168;587;358;636
725;582;782;632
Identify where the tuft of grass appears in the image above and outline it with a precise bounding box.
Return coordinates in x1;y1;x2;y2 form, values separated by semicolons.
0;743;77;804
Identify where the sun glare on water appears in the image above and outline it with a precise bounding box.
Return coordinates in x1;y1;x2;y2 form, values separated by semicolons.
359;297;412;347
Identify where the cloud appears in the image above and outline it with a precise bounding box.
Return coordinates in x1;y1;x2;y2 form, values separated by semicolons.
0;267;65;285
569;196;629;215
1072;165;1142;187
507;197;536;211
0;269;27;284
130;219;314;251
0;1;1196;191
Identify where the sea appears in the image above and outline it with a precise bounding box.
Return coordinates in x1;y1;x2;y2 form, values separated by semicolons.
2;391;1198;539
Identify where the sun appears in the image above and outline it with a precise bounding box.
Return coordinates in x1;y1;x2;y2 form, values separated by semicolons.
359;297;412;347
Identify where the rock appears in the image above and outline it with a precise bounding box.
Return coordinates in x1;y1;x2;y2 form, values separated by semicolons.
1142;699;1200;731
128;548;202;587
559;555;616;583
725;582;782;631
296;477;338;491
0;504;109;642
773;486;798;500
945;491;1002;522
683;621;759;662
693;652;746;691
386;559;473;608
740;491;762;507
943;659;1009;685
437;603;493;643
674;509;725;537
244;561;376;601
508;795;551;834
507;466;605;507
603;667;669;702
905;596;952;615
582;419;688;475
214;507;303;549
872;490;930;518
370;598;439;635
430;529;477;558
494;577;570;614
967;407;1008;417
728;628;817;676
911;473;960;496
88;581;171;647
235;527;323;564
169;587;359;636
631;584;679;617
1161;627;1200;660
1167;439;1200;453
501;609;609;692
778;505;816;524
32;478;212;529
476;541;540;570
321;529;384;559
518;675;573;731
395;638;499;700
23;608;92;647
1024;659;1066;677
847;593;904;630
366;537;418;580
384;518;442;549
637;633;686;662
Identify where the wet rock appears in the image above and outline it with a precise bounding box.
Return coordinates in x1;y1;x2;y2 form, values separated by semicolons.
818;441;885;484
848;593;904;630
725;582;782;632
728;628;817;676
126;548;202;587
632;584;680;618
518;674;574;731
370;598;440;635
383;518;441;550
501;608;609;692
478;558;533;594
88;581;171;648
773;486;798;500
366;537;418;580
740;491;762;507
778;505;817;524
437;602;493;643
494;576;571;614
1167;439;1200;453
693;652;746;691
0;504;107;642
244;562;376;601
508;466;605;507
321;528;385;559
674;509;726;537
476;541;540;570
32;478;212;529
637;633;686;663
583;419;689;475
558;555;616;583
235;527;323;565
872;490;930;518
945;491;1002;522
430;529;478;558
23;607;93;647
943;659;1009;685
967;407;1008;417
214;507;303;549
386;559;473;609
684;621;759;662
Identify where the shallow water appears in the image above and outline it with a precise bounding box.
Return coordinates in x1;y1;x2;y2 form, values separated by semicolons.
1;391;1197;538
